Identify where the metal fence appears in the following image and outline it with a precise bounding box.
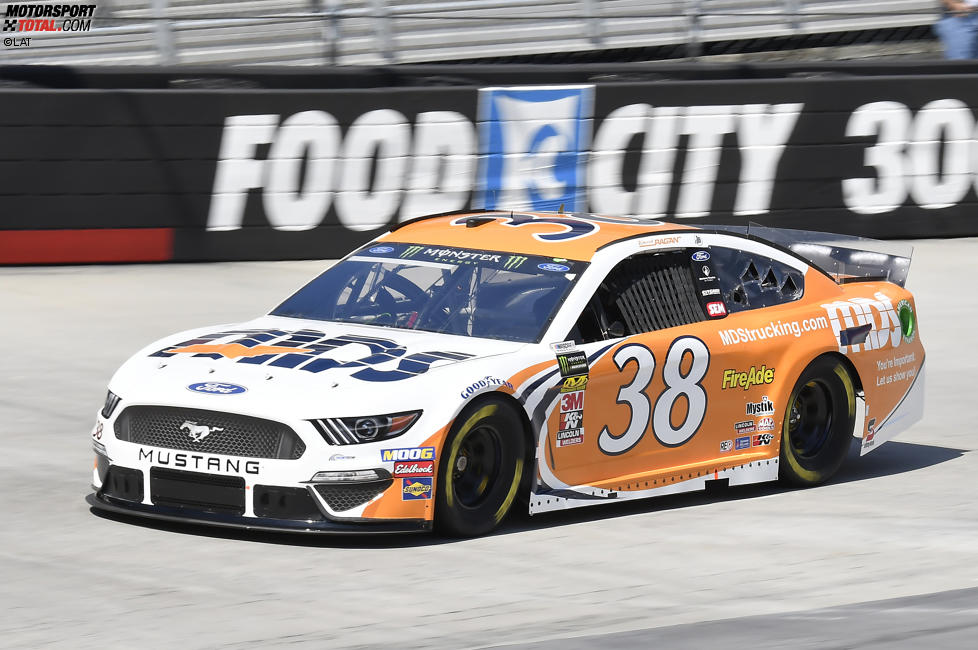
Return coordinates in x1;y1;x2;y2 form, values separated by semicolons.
1;0;941;66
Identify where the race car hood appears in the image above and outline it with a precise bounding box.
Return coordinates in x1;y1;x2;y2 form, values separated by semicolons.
110;315;526;419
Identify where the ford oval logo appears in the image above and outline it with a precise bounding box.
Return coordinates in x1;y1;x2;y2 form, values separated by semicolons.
369;246;394;254
691;250;710;262
538;263;570;272
187;382;247;395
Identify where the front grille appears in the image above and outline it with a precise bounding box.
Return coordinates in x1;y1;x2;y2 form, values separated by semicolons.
150;467;245;515
314;480;393;512
115;406;305;459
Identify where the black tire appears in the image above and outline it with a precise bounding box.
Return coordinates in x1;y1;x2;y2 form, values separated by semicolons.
435;398;526;537
779;356;857;486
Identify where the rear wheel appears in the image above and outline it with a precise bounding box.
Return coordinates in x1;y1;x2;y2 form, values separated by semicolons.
435;399;525;537
779;356;856;486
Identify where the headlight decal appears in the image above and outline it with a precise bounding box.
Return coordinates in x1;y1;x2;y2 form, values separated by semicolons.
101;390;121;419
310;411;421;445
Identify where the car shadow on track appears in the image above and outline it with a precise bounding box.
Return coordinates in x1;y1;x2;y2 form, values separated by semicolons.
494;440;966;537
87;440;964;547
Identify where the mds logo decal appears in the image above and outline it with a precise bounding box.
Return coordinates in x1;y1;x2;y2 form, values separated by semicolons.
477;86;593;213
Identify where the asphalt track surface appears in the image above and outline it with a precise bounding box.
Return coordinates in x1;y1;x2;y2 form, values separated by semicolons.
1;239;975;649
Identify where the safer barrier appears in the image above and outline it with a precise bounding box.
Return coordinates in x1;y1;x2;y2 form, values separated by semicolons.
2;64;978;264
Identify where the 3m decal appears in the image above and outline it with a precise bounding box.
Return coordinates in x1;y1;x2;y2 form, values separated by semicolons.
393;460;434;478
560;390;584;412
402;477;433;500
598;336;710;455
722;365;775;391
745;396;775;416
381;447;435;462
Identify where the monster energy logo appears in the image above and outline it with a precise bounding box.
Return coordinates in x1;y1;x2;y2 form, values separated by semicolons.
504;255;528;270
557;350;589;378
400;245;424;258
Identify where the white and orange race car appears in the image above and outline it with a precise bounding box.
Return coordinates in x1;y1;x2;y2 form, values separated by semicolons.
89;211;925;536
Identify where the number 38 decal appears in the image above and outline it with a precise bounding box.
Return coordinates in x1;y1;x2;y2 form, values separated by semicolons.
598;337;710;455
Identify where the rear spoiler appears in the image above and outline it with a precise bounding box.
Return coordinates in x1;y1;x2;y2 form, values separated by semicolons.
711;224;913;287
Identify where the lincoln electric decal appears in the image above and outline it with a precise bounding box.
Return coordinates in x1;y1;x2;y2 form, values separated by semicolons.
152;329;472;381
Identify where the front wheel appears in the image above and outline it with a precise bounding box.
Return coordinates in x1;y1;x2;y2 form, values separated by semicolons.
779;356;857;486
435;399;525;537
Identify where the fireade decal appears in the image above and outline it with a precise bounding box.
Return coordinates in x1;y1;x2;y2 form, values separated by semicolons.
722;366;775;391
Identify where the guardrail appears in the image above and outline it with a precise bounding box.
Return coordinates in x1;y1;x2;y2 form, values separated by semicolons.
0;1;940;66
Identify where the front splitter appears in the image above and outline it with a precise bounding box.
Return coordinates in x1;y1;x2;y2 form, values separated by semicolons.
87;493;432;535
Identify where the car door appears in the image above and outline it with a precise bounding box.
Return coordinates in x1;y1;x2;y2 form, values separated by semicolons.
543;247;748;490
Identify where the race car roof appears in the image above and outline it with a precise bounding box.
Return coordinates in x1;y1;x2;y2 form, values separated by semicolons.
379;211;695;260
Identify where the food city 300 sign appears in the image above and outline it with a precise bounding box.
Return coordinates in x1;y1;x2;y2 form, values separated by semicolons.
207;85;978;239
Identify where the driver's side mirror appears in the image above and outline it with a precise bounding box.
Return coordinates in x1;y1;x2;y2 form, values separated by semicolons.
605;320;625;339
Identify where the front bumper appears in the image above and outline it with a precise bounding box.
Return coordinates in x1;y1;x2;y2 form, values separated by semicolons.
88;491;431;535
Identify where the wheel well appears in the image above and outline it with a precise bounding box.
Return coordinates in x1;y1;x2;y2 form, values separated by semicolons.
458;392;535;463
821;351;864;395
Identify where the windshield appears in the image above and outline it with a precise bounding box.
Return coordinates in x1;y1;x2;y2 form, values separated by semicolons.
271;242;588;343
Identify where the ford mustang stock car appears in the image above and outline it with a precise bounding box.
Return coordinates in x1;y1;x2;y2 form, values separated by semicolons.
88;211;925;536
